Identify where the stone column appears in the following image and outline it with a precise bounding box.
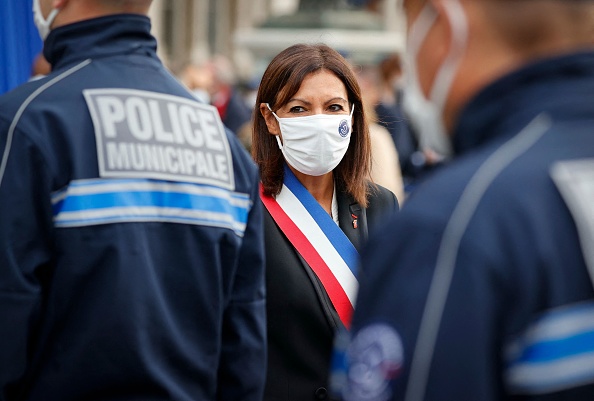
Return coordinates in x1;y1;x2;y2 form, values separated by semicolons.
148;0;169;64
190;0;211;64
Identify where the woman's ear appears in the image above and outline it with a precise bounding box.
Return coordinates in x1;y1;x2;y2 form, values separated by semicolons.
260;103;280;136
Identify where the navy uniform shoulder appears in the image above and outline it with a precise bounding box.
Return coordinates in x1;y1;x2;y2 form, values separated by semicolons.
0;78;48;119
401;151;488;225
366;183;399;230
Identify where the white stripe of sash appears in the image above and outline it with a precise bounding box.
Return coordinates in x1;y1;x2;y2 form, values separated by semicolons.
277;184;358;306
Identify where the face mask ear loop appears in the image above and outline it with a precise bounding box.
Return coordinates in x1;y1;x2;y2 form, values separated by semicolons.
406;5;439;91
46;8;60;28
266;103;280;120
275;135;284;150
429;0;469;110
266;104;284;149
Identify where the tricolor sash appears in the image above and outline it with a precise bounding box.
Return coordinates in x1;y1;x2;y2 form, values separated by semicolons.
261;166;359;328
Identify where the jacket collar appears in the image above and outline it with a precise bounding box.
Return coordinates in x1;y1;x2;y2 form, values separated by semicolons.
44;14;158;71
453;51;594;155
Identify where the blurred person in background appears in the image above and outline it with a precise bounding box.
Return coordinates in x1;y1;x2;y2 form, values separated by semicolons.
207;54;253;136
177;61;214;104
177;56;252;136
252;43;399;401
0;0;266;399
343;0;594;400
29;52;51;81
375;55;418;174
375;54;441;190
355;63;405;204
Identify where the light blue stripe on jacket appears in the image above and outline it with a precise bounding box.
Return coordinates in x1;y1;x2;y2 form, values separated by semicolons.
505;301;594;395
51;178;251;236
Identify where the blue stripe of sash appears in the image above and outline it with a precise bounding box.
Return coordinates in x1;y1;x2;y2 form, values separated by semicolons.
283;164;359;275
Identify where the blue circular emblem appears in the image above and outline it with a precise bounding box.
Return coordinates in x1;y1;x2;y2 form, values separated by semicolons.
339;119;350;137
343;324;404;401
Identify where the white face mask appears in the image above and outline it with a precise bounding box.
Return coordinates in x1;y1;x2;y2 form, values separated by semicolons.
267;104;354;176
401;0;468;159
33;0;60;41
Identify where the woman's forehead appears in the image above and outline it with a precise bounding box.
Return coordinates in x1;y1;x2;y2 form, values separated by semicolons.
278;70;348;105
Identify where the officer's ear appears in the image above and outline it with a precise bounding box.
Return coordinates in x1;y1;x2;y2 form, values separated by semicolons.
52;0;68;9
260;103;280;136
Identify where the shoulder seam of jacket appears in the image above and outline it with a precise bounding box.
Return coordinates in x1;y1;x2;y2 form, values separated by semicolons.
0;59;92;188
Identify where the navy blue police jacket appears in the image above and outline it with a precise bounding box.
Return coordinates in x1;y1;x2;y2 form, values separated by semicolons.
0;15;266;401
343;51;594;401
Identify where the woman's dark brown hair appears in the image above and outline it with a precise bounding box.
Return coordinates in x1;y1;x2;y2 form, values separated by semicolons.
252;43;372;207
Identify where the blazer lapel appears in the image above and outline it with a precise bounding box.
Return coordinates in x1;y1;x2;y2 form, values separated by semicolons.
337;189;368;252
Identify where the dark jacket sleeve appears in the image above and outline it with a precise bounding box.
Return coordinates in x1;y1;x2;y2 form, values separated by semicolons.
216;147;267;401
0;122;54;399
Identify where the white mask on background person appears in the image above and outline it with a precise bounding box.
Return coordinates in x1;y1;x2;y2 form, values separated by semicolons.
401;0;469;159
192;89;211;104
33;0;60;40
267;104;354;176
392;75;406;94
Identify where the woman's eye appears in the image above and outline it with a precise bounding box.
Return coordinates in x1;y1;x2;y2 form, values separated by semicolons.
289;106;306;113
328;104;345;112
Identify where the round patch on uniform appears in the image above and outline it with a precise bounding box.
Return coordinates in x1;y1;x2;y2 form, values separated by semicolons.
343;324;404;401
339;119;350;137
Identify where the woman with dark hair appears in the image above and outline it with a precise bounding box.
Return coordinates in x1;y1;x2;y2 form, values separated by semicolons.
252;43;399;400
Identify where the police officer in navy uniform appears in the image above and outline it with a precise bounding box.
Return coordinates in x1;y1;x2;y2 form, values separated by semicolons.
0;1;266;400
342;0;594;400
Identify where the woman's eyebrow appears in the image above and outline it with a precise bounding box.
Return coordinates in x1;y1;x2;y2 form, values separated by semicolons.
286;98;311;105
324;97;348;104
285;97;348;106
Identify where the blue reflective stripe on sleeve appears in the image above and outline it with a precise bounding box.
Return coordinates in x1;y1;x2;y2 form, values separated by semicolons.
505;301;594;395
514;331;594;363
51;178;251;236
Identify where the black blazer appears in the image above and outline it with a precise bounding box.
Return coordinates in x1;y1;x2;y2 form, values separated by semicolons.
263;184;398;401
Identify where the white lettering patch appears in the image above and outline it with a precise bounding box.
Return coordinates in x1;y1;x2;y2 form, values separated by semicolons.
551;158;594;289
84;88;234;190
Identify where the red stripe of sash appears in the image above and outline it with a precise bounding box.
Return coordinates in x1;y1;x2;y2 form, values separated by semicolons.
261;185;353;328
